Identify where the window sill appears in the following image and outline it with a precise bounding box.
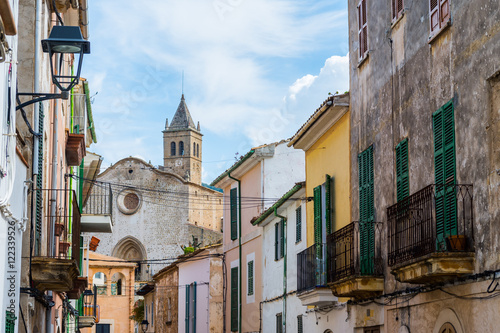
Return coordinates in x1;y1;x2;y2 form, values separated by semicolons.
428;20;452;45
357;52;369;68
391;12;405;29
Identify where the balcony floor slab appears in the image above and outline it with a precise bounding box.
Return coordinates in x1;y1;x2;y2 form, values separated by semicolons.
297;287;337;307
391;252;475;284
328;277;384;299
31;257;79;292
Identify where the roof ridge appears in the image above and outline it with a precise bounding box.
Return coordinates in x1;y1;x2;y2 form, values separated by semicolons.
167;94;197;131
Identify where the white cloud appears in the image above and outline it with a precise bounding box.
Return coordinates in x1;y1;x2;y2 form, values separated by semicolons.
241;54;350;147
289;74;317;100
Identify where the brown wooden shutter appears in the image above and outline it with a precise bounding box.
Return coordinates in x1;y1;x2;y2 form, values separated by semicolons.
440;0;450;25
430;0;439;33
357;0;368;60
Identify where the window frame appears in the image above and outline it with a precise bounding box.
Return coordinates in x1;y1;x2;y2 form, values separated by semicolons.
179;141;185;156
230;267;238;332
230;188;238;241
392;0;404;23
171;142;176;156
357;0;368;62
276;313;283;333
295;206;302;243
274;219;285;261
247;260;254;296
429;0;450;40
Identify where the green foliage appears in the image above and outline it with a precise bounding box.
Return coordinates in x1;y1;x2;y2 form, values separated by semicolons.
183;246;194;254
129;299;144;323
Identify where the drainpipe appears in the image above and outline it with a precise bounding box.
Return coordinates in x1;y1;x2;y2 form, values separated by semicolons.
228;172;242;333
274;208;287;333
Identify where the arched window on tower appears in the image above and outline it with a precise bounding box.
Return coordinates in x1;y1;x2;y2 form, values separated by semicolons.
197;143;200;157
193;143;196;156
171;142;176;156
179;141;185;156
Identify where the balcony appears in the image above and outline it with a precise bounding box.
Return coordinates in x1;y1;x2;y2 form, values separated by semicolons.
297;243;337;306
327;221;384;299
81;183;113;233
31;189;81;292
388;184;474;284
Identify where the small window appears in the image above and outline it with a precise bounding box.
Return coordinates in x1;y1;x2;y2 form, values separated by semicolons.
275;219;284;260
230;188;238;240
357;0;368;61
392;0;404;22
193;142;196;156
230;267;238;331
171;142;176;156
430;0;450;36
297;315;303;333
247;260;254;296
363;326;381;333
439;323;456;333
197;143;200;157
276;313;283;333
179;141;185;156
295;206;302;243
166;297;172;324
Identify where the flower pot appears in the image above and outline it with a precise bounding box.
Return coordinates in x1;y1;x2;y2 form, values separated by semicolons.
54;223;65;237
447;235;467;251
59;241;71;255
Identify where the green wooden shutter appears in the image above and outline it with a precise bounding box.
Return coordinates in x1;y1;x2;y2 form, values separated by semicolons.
297;315;303;333
396;138;409;201
230;267;238;331
359;146;375;275
280;219;285;259
325;174;332;234
193;282;197;333
230;188;238;240
185;284;190;333
296;206;302;243
313;185;322;245
248;261;254;295
275;223;279;260
433;100;457;249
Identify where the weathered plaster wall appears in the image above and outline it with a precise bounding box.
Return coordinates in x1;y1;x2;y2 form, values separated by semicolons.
153;266;179;333
349;0;500;275
385;280;500;332
348;0;500;330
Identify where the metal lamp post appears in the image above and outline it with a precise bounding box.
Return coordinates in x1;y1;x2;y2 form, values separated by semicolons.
16;25;90;110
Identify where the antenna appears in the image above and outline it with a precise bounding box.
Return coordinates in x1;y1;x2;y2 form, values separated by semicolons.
182;70;184;95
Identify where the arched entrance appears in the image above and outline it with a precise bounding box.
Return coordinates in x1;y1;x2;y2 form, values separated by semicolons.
112;236;148;281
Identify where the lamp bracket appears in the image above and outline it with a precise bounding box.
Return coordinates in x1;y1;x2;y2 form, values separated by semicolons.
16;91;69;110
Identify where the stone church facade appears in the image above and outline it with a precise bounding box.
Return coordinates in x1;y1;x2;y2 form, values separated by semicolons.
85;95;222;280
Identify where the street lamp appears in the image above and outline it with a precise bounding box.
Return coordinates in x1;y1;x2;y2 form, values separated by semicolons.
141;319;149;333
82;288;95;317
16;25;90;110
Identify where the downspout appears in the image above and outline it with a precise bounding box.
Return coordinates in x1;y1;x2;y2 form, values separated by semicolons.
228;172;242;333
274;208;287;333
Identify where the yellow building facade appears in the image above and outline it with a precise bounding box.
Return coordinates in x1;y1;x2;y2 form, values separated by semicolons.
289;93;351;246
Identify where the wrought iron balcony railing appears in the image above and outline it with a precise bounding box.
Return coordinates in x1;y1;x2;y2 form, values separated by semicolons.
34;188;81;263
387;184;474;267
327;221;383;284
297;243;327;293
82;183;113;217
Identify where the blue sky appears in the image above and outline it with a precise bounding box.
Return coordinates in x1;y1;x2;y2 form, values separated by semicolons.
83;0;350;183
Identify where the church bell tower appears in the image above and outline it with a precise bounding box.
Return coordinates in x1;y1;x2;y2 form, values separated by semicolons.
163;94;203;184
